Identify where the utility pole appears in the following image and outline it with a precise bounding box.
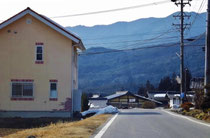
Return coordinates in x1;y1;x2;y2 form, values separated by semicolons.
205;0;210;93
180;0;185;95
171;0;191;102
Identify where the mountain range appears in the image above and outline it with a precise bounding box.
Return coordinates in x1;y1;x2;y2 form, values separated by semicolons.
67;12;206;95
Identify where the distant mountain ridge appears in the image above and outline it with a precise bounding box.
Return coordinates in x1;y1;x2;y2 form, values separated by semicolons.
66;12;206;94
67;12;206;49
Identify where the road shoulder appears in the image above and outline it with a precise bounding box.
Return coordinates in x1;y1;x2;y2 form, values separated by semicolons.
161;109;210;127
91;113;118;138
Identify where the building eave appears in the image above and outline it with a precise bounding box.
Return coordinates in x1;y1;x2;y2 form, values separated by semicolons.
0;7;85;50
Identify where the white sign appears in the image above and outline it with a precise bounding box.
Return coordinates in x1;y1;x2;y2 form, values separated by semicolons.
129;99;136;102
176;76;181;84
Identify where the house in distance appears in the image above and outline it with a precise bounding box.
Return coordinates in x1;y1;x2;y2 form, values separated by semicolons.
0;8;85;118
106;91;162;108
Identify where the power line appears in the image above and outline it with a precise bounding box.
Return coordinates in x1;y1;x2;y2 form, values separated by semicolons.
79;32;205;56
81;29;176;40
87;35;180;50
51;0;170;18
88;27;182;50
80;43;179;56
185;0;207;36
82;25;204;42
85;28;178;46
105;39;179;50
84;29;205;50
80;43;203;56
85;36;179;46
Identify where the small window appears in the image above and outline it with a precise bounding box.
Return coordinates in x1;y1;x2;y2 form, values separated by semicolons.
12;83;33;97
50;82;57;98
36;46;43;61
173;98;176;104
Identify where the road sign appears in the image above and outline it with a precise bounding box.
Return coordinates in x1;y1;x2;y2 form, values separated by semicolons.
180;92;185;99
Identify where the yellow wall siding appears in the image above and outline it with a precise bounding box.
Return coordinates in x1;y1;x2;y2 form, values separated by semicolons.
110;98;119;102
128;95;135;99
120;95;128;99
0;14;74;111
138;99;146;103
119;99;127;102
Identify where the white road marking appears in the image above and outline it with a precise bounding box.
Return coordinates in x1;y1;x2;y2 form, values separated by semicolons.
94;113;118;138
162;109;210;127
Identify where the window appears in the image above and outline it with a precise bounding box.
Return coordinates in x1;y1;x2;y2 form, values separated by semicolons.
35;42;44;64
36;46;43;61
50;81;58;100
12;82;33;97
173;98;176;104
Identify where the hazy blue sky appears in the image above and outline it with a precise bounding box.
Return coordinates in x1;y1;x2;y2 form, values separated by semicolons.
0;0;207;27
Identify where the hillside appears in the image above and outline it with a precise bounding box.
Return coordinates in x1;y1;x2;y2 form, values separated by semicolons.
67;12;206;94
78;35;205;94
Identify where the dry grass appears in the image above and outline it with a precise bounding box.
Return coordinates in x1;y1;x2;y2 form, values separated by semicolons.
4;114;111;138
173;109;210;123
0;128;24;137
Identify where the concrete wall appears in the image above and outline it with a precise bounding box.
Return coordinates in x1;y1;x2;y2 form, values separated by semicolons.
0;111;71;118
0;14;76;116
73;90;81;112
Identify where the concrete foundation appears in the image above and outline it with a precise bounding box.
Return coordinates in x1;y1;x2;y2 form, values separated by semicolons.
0;111;72;118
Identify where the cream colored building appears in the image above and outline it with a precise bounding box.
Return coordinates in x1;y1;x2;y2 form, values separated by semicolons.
0;8;85;118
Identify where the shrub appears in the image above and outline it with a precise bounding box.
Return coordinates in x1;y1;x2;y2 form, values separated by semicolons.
204;115;210;122
178;109;210;122
194;90;204;109
188;109;202;117
181;102;194;112
201;91;210;110
142;101;156;109
181;110;187;115
207;108;210;115
195;112;206;120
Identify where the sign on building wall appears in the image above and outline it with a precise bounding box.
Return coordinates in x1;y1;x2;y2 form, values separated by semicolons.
129;99;136;103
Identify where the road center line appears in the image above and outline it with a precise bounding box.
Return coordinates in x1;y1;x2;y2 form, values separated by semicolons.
162;109;210;127
94;113;118;138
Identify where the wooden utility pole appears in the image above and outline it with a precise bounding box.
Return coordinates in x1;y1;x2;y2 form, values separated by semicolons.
180;0;184;94
171;0;191;101
205;0;210;93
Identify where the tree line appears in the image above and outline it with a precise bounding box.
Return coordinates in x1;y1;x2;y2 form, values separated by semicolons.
138;70;192;96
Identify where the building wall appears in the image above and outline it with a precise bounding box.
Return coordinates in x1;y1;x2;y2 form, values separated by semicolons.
108;95;146;108
0;14;75;113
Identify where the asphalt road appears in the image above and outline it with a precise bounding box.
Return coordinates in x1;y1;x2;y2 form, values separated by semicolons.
101;108;210;138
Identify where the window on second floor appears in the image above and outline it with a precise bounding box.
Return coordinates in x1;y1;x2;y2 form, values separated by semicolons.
36;46;43;61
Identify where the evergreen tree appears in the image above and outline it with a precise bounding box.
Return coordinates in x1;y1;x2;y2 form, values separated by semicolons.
185;68;192;91
138;85;145;96
81;93;90;112
158;76;172;91
171;72;180;91
138;80;155;96
146;80;155;91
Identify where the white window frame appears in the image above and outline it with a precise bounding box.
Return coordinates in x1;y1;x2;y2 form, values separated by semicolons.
35;45;44;61
49;82;58;98
11;82;34;98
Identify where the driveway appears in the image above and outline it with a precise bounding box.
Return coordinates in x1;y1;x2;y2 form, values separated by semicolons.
101;108;210;138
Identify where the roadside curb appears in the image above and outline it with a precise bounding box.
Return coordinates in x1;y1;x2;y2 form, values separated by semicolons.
93;113;118;138
161;109;210;127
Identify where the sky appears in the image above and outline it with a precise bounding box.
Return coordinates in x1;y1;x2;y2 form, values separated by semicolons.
0;0;207;27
